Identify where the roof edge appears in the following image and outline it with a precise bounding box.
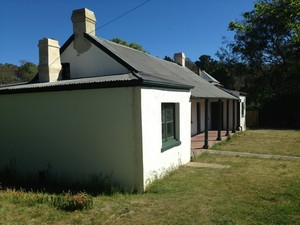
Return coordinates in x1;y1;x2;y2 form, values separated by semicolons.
142;79;193;90
0;78;192;95
60;34;75;54
191;95;239;100
0;80;142;95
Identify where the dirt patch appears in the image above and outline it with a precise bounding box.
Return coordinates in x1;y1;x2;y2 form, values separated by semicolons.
186;162;231;169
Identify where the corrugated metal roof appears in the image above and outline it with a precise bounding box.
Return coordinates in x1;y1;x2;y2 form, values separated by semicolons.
88;34;237;100
0;73;137;91
200;70;220;84
1;34;237;100
221;88;247;98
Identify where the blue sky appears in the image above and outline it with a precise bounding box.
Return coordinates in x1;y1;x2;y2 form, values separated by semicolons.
0;0;256;65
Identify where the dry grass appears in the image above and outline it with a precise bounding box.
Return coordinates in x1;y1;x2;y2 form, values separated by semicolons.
212;129;300;156
1;154;299;225
0;130;299;224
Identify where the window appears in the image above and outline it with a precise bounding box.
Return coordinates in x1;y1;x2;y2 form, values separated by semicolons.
161;103;181;151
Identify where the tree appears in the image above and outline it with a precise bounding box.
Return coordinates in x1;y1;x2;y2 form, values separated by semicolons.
163;56;174;62
228;0;300;68
0;63;18;84
17;61;38;82
195;54;237;89
185;58;198;74
226;0;300;127
195;55;217;71
111;37;149;53
0;62;37;85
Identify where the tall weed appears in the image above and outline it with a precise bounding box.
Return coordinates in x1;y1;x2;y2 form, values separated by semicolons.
2;189;93;211
51;191;93;211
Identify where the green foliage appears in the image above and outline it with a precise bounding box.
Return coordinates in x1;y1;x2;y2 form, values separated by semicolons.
0;63;18;84
196;54;238;89
0;61;37;85
195;55;215;71
228;0;300;73
221;0;300;126
111;37;149;53
163;56;174;62
17;61;38;82
185;57;198;74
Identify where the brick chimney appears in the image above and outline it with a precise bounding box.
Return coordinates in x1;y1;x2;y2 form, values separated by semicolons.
71;8;96;53
174;52;186;67
38;38;62;82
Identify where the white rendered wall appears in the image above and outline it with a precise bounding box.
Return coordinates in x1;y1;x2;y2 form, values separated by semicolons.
0;87;143;191
61;41;129;78
223;99;232;130
140;88;191;188
191;99;205;135
239;96;246;130
223;99;236;131
191;101;197;135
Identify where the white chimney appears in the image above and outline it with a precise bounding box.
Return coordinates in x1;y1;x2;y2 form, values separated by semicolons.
71;8;96;53
71;8;96;36
38;38;62;82
174;52;186;67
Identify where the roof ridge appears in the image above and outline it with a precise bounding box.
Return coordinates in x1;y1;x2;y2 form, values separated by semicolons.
90;34;187;72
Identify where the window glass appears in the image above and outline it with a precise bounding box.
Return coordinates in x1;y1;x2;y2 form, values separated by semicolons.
161;103;181;151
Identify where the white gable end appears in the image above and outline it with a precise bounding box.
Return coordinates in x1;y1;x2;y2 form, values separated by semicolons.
61;41;129;79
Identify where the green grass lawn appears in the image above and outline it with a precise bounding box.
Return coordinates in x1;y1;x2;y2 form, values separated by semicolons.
212;129;300;156
0;130;300;224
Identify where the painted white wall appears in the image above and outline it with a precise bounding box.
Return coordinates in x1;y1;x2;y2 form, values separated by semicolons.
239;96;247;131
191;101;197;135
223;99;232;131
191;99;206;135
61;41;129;78
140;88;191;188
0;87;143;190
225;97;247;131
224;99;236;131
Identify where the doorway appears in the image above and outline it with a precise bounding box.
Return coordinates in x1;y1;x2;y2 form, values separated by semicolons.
211;102;223;130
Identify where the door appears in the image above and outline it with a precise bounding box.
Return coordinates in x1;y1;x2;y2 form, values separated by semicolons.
211;102;223;130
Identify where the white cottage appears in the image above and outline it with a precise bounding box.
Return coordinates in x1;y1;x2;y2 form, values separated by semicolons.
193;70;247;134
0;8;238;191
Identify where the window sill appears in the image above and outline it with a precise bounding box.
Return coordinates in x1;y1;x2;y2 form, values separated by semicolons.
161;140;181;152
